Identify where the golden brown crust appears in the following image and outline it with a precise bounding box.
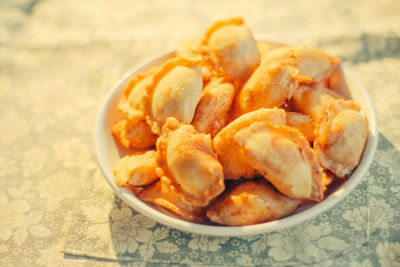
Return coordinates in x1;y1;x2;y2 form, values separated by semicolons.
113;150;159;187
202;17;260;82
111;118;156;149
263;46;341;83
213;108;286;180
232;62;301;118
118;72;154;120
285;111;316;142
232;44;341;119
292;83;343;121
203;17;245;44
314;99;368;177
155;118;225;207
143;57;202;134
138;177;206;221
192;78;235;137
176;36;217;83
206;180;303;226
234;122;323;201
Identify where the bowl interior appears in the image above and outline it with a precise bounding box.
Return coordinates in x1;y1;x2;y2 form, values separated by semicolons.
95;53;378;236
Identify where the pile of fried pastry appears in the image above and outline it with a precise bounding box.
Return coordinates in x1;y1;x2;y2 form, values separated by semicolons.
111;17;368;226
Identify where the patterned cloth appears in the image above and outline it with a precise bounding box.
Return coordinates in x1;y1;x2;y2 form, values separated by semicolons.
0;0;399;266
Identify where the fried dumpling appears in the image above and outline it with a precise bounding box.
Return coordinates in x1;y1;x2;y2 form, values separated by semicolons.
314;99;368;177
286;111;316;142
235;121;323;201
213;108;286;180
192;78;235;137
143;57;202;134
203;17;260;82
232;62;309;118
118;72;154;119
176;36;215;83
326;66;352;99
113;150;159;187
138;177;205;221
292;83;343;121
156;118;225;206
233;45;341;118
111;118;156;149
264;46;341;82
206;180;302;226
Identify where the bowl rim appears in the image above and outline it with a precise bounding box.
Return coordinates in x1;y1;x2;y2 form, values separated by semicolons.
94;52;379;236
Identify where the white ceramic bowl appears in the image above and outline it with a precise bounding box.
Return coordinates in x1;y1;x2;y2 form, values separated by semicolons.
94;52;378;236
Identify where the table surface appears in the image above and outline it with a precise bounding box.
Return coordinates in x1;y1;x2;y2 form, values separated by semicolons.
1;0;399;266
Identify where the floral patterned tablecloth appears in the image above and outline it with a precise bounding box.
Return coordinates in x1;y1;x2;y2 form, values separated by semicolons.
0;0;399;266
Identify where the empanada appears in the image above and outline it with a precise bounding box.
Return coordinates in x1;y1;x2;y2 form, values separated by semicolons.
206;180;302;226
213;108;286;180
235;121;323;201
113;150;159;187
264;46;341;82
156;118;225;206
292;83;343;120
118;72;154;119
233;44;339;117
203;17;260;82
314;99;368;177
232;62;308;117
143;57;202;134
192;78;235;137
111;117;156;149
138;177;205;221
